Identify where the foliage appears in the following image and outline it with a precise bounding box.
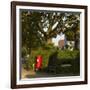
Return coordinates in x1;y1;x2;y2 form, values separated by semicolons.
57;49;79;59
20;10;80;56
21;46;27;58
22;44;80;75
21;11;44;54
65;30;75;40
21;10;80;74
47;49;80;74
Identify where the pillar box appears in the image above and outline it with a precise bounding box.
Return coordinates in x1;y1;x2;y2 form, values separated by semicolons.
35;55;42;71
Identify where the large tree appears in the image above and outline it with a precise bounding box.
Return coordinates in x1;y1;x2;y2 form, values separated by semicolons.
21;10;80;54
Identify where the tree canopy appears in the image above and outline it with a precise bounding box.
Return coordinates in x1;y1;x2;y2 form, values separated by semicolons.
20;10;80;54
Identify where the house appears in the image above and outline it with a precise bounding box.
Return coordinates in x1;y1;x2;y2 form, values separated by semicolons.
52;32;66;49
52;32;80;51
58;32;66;49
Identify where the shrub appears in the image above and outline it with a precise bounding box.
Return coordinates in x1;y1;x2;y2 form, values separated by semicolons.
57;50;79;59
22;46;80;75
65;30;75;41
47;49;80;75
21;46;28;58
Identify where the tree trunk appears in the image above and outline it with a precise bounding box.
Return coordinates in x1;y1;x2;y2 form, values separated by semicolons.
47;38;52;44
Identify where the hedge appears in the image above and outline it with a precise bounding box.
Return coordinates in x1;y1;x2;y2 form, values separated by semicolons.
22;46;80;75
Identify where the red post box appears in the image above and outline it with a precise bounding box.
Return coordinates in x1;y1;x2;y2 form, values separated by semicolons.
35;55;42;71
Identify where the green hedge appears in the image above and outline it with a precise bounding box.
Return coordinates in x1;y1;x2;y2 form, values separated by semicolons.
22;46;80;75
57;50;79;59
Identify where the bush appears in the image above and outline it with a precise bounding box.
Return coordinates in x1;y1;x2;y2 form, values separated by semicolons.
55;58;80;75
22;47;53;70
57;50;79;59
21;46;28;58
47;49;80;75
22;45;80;75
65;30;75;41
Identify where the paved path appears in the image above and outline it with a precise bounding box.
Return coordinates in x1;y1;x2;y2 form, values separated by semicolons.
21;68;59;79
21;68;77;79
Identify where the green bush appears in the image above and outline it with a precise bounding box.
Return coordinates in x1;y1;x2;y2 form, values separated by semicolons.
65;30;75;40
21;46;28;58
22;45;80;75
46;49;80;75
57;50;79;59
